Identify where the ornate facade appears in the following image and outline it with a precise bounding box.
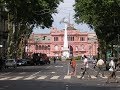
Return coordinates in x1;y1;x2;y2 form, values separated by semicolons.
26;26;98;58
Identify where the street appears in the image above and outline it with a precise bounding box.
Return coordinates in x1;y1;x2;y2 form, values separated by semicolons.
0;60;120;90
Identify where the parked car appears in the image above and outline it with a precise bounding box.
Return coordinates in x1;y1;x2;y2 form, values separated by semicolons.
17;59;31;66
5;59;17;68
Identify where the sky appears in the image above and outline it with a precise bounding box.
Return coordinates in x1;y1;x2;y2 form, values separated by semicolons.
33;0;93;34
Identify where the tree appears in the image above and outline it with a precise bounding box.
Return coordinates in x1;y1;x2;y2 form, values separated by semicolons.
0;0;63;58
74;0;120;59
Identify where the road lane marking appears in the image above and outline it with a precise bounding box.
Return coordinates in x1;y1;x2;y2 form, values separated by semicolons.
0;77;10;80
55;66;63;67
50;76;59;79
64;75;71;79
51;72;56;74
29;71;41;77
100;75;108;79
24;76;36;80
19;72;26;74
76;75;81;78
37;76;47;80
116;76;120;78
10;76;23;80
0;72;11;76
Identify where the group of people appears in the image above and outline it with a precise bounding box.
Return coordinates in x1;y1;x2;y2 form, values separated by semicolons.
69;55;119;83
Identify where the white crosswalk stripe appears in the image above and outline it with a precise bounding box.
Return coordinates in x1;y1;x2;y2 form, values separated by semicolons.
76;75;85;79
100;75;108;79
50;76;59;79
37;76;47;80
76;75;81;78
0;75;120;81
64;75;71;79
10;76;23;80
117;76;120;78
0;77;10;80
91;75;97;79
24;76;36;80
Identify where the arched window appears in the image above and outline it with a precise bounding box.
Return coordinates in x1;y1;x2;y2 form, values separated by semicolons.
80;44;84;50
55;53;58;57
48;45;50;50
42;45;44;50
39;45;42;50
44;45;47;50
35;45;39;50
76;46;78;51
54;45;58;51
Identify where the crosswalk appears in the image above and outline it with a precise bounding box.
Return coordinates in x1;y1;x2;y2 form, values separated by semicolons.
0;75;120;81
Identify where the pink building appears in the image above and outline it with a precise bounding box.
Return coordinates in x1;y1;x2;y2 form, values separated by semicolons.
26;25;98;58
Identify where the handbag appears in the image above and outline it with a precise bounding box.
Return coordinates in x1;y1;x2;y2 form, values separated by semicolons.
109;67;113;71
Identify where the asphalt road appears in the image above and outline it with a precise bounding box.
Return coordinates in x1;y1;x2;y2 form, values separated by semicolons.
0;60;120;90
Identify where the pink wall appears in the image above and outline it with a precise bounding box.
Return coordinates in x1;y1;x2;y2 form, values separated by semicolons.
26;27;98;58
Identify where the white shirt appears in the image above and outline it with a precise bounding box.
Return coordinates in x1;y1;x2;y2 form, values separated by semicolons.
97;59;104;66
84;58;89;68
109;60;115;68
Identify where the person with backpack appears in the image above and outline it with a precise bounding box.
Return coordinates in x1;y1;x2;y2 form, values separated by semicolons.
80;55;91;79
95;59;105;77
106;58;119;83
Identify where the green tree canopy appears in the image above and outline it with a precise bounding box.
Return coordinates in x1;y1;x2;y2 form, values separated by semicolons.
1;0;63;28
74;0;120;44
74;0;120;58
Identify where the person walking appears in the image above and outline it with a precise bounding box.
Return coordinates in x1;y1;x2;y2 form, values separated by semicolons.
80;55;91;79
95;59;105;77
106;58;119;83
53;57;56;64
69;58;77;76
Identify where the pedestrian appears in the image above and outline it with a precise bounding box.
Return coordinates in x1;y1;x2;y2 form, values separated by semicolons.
69;58;76;76
95;59;105;77
53;57;56;64
93;58;98;69
80;55;91;79
106;58;119;83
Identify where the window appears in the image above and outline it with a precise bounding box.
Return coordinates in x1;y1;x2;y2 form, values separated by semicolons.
72;37;74;41
54;45;58;51
76;46;78;51
80;44;84;50
48;45;50;50
39;45;42;50
68;36;74;41
80;37;85;41
35;45;39;50
54;37;58;41
42;45;44;50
